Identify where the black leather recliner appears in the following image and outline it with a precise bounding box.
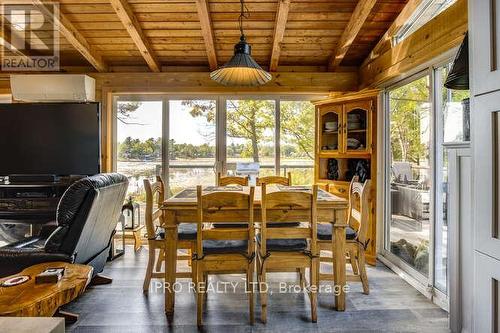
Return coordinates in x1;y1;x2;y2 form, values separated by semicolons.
0;173;128;278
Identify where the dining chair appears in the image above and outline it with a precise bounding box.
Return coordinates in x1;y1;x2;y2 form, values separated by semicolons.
142;177;197;293
256;172;292;186
318;176;371;294
213;172;249;228
256;171;301;285
194;185;256;326
257;184;319;323
217;172;249;186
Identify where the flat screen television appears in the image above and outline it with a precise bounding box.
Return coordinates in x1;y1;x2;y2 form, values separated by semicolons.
0;102;100;176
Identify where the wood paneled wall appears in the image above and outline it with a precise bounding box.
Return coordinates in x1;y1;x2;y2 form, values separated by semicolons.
360;0;467;88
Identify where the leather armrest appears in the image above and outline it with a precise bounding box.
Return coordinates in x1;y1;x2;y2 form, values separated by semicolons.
39;221;58;239
0;247;73;278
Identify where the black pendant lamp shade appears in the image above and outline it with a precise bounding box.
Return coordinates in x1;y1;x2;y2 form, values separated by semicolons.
444;33;469;90
210;36;272;86
210;0;272;86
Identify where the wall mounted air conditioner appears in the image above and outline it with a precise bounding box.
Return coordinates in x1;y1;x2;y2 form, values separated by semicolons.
10;74;95;102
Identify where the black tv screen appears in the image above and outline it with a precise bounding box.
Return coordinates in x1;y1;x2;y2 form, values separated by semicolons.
0;102;100;176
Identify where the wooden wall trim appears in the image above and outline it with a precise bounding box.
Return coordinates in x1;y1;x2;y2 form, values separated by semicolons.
90;71;358;94
360;0;467;88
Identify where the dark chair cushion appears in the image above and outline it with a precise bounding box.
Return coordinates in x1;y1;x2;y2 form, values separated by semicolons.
317;224;357;241
212;222;300;228
202;240;248;254
212;223;248;228
267;222;301;227
157;223;197;241
178;223;197;240
256;234;307;252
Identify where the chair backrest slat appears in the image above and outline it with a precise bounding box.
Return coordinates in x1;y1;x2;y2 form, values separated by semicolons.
260;184;318;255
196;186;255;258
256;172;291;186
347;176;371;245
217;172;249;186
144;176;165;239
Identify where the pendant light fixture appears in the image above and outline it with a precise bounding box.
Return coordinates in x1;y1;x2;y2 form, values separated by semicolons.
210;0;272;86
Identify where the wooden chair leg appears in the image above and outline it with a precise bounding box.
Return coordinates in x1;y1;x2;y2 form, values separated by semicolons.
155;249;164;272
247;264;255;324
203;272;209;303
298;268;306;288
191;256;197;285
143;245;156;293
133;230;142;252
259;266;268;324
349;249;359;275
196;267;204;327
310;259;318;323
357;247;370;295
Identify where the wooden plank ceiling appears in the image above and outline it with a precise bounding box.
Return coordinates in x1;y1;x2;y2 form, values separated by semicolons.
7;0;408;72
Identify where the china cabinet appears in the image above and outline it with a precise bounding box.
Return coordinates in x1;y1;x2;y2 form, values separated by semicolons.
314;90;378;264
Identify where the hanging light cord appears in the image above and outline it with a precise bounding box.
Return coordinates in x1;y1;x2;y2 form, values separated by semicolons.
238;0;250;40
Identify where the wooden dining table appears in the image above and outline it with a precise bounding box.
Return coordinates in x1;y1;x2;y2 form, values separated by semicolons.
161;185;349;315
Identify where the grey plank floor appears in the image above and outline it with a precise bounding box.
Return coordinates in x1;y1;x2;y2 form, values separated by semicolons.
64;246;449;333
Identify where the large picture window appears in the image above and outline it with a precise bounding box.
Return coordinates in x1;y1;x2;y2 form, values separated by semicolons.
114;97;315;197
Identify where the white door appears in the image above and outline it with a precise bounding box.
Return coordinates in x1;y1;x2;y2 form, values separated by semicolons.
470;1;500;331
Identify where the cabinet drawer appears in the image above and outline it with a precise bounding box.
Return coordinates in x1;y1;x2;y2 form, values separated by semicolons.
328;183;349;198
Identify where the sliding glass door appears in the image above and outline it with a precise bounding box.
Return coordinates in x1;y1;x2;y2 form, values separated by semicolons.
387;75;432;278
384;64;471;308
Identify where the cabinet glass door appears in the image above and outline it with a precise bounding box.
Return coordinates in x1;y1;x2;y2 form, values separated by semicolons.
344;103;370;153
319;106;342;153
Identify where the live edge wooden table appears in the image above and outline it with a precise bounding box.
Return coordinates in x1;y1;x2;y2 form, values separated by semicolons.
0;262;93;318
161;185;349;315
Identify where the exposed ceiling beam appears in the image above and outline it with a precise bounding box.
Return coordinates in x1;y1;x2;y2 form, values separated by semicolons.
194;0;218;70
110;0;161;72
269;0;291;72
327;0;377;71
33;1;108;72
362;0;424;67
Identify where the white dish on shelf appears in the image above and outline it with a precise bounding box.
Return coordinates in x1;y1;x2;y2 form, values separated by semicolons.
347;113;361;121
347;122;362;130
324;121;338;131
